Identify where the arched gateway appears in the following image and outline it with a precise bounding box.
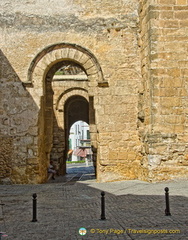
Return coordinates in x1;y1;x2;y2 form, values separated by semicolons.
24;43;106;182
1;0;188;184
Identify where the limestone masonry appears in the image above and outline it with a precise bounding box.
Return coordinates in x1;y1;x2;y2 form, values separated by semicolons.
0;0;188;184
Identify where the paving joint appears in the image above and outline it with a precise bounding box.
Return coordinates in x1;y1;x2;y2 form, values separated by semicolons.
0;163;187;239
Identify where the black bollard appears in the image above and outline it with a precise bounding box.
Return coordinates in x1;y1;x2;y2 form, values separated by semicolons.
32;193;38;222
165;187;171;216
100;191;106;220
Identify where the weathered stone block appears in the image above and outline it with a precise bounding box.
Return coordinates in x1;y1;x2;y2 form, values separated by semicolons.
0;0;188;184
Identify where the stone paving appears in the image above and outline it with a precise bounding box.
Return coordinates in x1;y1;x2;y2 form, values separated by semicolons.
0;162;188;240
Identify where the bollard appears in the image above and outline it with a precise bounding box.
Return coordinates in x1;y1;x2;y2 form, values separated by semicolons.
100;191;106;220
32;193;38;222
165;187;171;216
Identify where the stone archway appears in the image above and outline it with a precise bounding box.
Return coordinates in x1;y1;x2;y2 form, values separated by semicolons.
26;42;105;88
52;87;94;175
63;95;89;173
25;43;103;182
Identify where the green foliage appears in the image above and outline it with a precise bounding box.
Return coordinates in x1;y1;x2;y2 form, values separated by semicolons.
54;71;65;75
66;160;85;164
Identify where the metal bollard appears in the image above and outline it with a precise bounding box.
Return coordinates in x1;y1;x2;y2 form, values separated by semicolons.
100;191;106;220
32;193;38;222
165;187;171;216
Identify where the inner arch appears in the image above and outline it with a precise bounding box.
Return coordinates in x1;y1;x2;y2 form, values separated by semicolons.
64;95;89;173
64;95;89;133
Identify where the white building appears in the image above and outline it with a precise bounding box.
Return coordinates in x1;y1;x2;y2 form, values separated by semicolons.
68;121;92;162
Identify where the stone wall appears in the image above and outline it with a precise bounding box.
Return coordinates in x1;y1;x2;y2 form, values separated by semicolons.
139;0;188;181
0;50;40;183
0;0;188;183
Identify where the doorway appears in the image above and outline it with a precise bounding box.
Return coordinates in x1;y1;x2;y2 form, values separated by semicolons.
28;43;102;182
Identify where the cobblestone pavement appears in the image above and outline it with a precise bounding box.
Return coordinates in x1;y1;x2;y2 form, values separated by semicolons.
0;162;188;240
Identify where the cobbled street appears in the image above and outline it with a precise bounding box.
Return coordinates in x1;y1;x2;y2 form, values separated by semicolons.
0;162;188;240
